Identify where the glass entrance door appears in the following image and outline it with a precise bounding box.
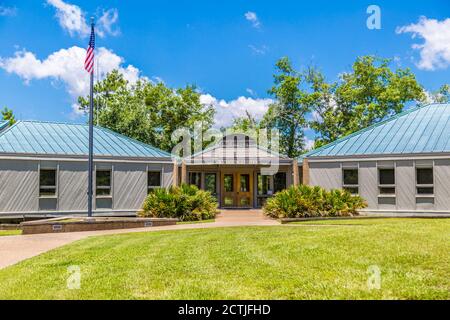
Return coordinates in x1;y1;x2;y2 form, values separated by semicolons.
237;173;252;207
222;173;235;207
221;171;253;208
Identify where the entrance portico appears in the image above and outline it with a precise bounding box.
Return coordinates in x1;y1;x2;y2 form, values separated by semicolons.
180;134;299;209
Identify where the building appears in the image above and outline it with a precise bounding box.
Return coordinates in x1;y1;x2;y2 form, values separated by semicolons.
300;103;450;215
181;133;299;208
0;121;174;218
1;102;449;217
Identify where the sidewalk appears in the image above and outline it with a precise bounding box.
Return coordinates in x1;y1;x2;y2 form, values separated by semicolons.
0;210;278;270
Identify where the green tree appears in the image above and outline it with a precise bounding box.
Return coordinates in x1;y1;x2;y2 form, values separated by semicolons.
78;70;215;153
263;57;311;158
1;107;16;125
426;84;450;104
310;56;425;148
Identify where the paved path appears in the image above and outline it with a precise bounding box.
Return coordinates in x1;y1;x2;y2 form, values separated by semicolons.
0;210;278;270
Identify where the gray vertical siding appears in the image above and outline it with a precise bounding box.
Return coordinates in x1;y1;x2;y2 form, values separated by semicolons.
359;162;378;209
0;160;38;213
396;161;415;210
0;158;174;215
308;158;450;213
435;159;450;211
59;162;88;212
113;163;147;211
309;162;341;190
161;164;174;188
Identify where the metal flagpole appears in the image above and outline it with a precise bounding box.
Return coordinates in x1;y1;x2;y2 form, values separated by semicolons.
87;18;95;218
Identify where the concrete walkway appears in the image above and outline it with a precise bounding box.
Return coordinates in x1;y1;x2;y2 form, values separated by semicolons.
0;210;278;270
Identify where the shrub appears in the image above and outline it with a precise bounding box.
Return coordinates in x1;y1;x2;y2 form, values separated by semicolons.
263;185;367;219
140;184;218;221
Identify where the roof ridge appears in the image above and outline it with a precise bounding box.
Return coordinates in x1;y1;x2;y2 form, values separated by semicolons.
301;103;437;159
20;119;86;126
0;120;21;138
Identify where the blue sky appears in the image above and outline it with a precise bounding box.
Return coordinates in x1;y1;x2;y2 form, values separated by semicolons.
0;0;449;144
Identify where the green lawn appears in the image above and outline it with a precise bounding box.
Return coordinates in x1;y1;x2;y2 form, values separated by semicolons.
0;219;448;300
176;219;215;225
0;230;21;237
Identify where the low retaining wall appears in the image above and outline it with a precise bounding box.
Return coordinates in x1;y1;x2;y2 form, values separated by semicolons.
0;224;21;231
21;217;178;235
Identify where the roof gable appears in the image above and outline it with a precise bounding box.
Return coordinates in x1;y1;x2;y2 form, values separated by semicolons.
0;121;171;159
187;133;292;164
303;103;450;159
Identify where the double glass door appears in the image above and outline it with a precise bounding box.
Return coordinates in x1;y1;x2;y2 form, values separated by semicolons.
221;171;253;208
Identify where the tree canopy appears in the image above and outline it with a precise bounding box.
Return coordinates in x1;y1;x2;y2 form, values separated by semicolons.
78;71;215;153
262;57;311;158
1;107;16;126
308;56;425;148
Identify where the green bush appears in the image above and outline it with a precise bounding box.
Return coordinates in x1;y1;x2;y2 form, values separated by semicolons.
140;184;218;221
263;185;367;219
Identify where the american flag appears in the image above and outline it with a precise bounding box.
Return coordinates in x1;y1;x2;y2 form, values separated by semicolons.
84;23;95;74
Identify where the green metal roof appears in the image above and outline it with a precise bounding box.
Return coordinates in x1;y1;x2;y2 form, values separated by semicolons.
0;120;172;159
302;103;450;159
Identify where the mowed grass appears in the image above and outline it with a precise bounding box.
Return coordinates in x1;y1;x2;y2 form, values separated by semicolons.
0;219;448;300
177;219;215;225
0;230;21;237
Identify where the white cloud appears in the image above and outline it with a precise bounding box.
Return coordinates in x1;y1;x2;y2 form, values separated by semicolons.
0;6;17;16
97;8;120;37
397;16;450;70
248;44;268;55
46;0;90;37
244;11;261;28
201;94;273;128
304;137;315;151
246;88;257;97
0;46;141;117
46;0;120;38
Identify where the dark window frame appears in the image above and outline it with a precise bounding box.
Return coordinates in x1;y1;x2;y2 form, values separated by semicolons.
39;168;57;197
96;169;112;197
148;171;162;192
342;168;359;194
204;173;218;196
416;167;434;195
188;172;202;189
378;168;396;196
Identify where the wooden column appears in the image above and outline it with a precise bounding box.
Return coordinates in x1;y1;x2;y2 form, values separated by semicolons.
302;158;310;185
172;160;179;187
181;161;187;185
292;159;300;186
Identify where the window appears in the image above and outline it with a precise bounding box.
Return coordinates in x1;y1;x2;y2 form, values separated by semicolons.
96;170;111;196
274;172;287;193
343;168;359;194
257;174;272;196
240;174;250;192
205;173;217;196
148;171;161;193
416;167;434;195
224;174;234;192
39;169;57;196
379;168;395;195
189;172;202;189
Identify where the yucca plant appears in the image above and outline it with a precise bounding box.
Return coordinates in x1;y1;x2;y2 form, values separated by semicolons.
141;184;218;221
263;185;367;219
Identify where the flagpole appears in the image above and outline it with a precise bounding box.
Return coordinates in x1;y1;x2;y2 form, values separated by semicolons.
87;17;95;218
